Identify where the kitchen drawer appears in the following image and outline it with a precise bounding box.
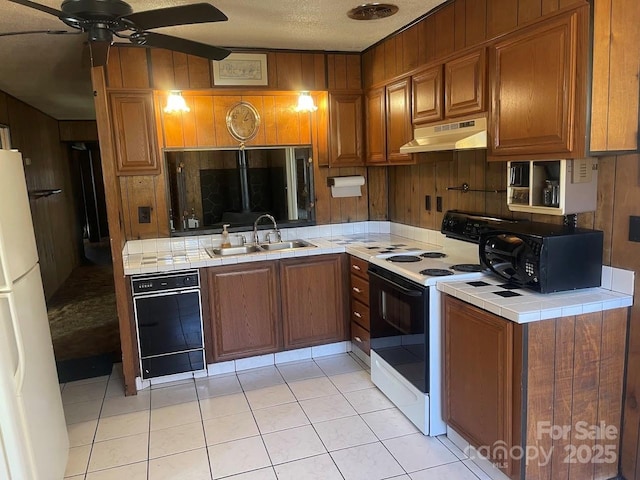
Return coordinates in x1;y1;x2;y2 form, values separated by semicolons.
351;321;370;354
351;299;370;330
350;274;369;305
349;256;369;280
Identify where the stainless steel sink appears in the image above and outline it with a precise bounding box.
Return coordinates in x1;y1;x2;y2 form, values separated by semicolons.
258;240;315;251
206;245;260;257
205;240;315;257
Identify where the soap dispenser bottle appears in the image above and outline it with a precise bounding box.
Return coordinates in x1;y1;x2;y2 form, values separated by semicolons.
221;224;232;248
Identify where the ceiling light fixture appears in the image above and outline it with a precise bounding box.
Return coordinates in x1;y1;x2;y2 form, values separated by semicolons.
347;3;399;20
295;92;318;113
164;91;190;114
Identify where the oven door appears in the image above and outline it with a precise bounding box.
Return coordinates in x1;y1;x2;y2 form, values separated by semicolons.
368;265;429;393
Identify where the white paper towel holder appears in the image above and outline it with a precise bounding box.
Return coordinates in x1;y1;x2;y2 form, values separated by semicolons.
327;175;365;198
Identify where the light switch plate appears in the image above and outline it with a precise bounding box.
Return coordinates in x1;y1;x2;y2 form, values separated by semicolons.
138;206;151;224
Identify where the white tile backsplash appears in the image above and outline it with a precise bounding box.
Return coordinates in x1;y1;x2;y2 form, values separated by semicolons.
612;267;635;295
601;266;613;290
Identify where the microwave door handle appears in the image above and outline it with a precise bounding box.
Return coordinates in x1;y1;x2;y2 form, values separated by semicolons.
368;271;423;297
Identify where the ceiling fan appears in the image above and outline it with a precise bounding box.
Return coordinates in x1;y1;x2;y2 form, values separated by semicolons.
6;0;232;67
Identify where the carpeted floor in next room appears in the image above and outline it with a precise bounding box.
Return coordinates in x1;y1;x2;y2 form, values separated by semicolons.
47;239;121;382
47;263;120;362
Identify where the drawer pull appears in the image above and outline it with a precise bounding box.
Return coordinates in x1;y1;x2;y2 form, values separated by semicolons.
353;311;362;318
352;265;361;271
354;336;362;343
352;287;362;293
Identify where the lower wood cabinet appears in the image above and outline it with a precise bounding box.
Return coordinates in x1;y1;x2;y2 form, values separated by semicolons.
443;295;521;477
443;295;627;480
205;254;347;361
349;255;370;355
208;262;281;362
279;254;348;349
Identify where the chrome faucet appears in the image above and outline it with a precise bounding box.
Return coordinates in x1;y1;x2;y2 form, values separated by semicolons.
253;214;281;245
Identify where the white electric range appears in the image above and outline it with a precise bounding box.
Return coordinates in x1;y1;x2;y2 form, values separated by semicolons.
366;211;519;436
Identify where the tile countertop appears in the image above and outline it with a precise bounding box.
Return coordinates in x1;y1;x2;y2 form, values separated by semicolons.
122;231;443;275
436;268;634;324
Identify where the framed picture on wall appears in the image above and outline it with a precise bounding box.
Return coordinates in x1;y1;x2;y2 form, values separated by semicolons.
212;53;269;86
0;125;11;150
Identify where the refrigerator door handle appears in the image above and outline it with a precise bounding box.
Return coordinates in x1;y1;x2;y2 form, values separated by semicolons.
2;297;26;392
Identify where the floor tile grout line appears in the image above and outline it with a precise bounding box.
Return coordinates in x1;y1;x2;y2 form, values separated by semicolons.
284;391;346;480
68;356;481;480
78;373;110;478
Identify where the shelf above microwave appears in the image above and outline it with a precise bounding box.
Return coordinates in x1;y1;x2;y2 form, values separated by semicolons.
506;159;597;215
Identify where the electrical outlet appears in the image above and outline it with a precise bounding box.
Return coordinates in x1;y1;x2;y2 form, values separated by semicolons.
138;206;151;224
630;216;640;242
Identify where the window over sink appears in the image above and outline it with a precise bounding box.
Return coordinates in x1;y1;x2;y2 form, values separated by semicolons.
165;146;315;236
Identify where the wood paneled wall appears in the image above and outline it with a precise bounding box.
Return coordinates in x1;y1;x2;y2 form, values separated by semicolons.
58;120;98;142
0;90;82;299
525;309;627;480
106;46;368;239
362;0;586;88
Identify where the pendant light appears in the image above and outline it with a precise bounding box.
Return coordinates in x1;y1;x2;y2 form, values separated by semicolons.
295;92;318;112
164;91;190;113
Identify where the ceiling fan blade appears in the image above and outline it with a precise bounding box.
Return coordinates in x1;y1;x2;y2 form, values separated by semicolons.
0;30;79;37
135;32;231;61
88;40;110;67
7;0;65;18
122;3;227;31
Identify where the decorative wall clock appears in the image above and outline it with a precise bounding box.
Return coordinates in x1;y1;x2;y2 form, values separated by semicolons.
226;102;260;142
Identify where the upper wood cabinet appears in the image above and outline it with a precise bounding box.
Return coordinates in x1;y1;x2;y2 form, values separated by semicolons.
279;254;347;350
488;8;587;160
386;78;413;164
208;262;281;362
109;91;160;176
445;48;486;118
329;93;364;167
365;87;387;164
412;65;444;125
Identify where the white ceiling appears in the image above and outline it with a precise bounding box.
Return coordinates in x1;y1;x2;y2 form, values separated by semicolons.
0;0;446;120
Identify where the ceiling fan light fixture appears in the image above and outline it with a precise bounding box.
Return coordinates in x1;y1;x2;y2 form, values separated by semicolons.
347;3;399;20
295;92;317;113
164;91;190;114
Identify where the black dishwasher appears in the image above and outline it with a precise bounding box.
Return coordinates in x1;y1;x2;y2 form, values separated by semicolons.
131;270;205;379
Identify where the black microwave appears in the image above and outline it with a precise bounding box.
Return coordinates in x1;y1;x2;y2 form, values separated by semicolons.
479;223;603;293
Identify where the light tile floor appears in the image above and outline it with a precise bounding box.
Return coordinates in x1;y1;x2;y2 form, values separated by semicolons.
61;353;492;480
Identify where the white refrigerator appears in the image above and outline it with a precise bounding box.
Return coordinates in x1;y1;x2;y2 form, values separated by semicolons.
0;149;69;479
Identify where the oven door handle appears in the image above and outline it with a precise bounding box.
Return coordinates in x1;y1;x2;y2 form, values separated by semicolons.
368;270;424;297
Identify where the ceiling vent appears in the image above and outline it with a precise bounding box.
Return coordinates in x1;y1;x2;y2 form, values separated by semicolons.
347;3;399;20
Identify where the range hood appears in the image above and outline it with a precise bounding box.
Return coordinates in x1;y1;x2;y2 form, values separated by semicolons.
399;117;487;153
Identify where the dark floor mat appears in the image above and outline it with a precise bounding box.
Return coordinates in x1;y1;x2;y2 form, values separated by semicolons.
56;352;116;383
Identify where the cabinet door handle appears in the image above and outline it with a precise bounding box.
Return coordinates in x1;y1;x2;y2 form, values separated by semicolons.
352;287;362;293
352;264;361;271
353;311;362;318
354;336;362;343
